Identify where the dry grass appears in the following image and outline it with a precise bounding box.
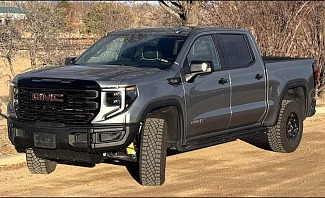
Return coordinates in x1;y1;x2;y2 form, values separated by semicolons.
0;162;26;171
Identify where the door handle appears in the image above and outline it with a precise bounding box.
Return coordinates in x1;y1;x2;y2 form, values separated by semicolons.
218;78;229;85
255;73;264;80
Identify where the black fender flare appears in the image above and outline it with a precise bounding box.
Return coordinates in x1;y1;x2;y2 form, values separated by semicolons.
274;79;308;125
138;99;185;147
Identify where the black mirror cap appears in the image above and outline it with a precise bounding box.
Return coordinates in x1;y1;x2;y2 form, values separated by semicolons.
190;60;212;73
65;57;77;65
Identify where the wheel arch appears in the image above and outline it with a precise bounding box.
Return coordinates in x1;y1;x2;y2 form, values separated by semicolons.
139;99;185;149
274;79;308;126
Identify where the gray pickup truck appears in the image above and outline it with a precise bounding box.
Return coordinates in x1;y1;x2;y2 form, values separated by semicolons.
7;27;317;186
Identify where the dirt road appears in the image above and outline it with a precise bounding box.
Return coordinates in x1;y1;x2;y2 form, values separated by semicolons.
1;113;325;196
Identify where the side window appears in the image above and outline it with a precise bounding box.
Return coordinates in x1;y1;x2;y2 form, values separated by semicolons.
218;34;254;68
185;35;221;72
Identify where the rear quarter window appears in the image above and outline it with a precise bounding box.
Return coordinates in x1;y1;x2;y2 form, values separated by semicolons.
218;34;254;68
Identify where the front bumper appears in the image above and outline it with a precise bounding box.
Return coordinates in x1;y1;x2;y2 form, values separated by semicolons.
7;117;139;162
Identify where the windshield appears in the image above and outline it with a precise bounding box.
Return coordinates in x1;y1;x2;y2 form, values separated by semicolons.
75;32;187;70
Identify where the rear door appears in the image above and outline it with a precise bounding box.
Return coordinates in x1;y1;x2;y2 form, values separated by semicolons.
216;33;267;128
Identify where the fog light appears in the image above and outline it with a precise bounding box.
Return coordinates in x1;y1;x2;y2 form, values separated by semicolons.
100;132;123;142
14;128;25;137
75;133;87;143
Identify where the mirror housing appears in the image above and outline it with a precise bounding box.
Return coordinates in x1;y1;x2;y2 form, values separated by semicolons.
65;56;77;65
185;61;212;82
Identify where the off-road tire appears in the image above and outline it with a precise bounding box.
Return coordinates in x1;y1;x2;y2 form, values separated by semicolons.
139;117;167;186
26;148;57;174
267;100;303;153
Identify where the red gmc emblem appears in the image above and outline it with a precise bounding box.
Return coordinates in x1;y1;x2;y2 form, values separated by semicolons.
31;93;64;102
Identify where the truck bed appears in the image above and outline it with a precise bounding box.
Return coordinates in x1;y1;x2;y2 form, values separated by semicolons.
262;56;312;64
261;55;315;126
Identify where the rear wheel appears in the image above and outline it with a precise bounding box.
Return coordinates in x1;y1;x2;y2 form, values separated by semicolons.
139;117;167;186
26;148;57;174
267;100;303;153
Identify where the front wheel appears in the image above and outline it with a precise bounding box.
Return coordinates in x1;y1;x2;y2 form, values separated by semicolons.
267;100;303;153
139;117;167;186
26;148;57;174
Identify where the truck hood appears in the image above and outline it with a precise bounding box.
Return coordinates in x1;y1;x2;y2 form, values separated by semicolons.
17;64;162;84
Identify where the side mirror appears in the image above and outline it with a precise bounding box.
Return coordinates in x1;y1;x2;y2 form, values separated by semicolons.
185;61;212;82
65;56;77;65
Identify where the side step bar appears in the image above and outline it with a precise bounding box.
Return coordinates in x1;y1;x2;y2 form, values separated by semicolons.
180;127;267;152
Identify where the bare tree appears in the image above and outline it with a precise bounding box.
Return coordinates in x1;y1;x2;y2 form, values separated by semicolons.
200;1;325;97
158;0;203;26
81;2;134;37
0;20;21;118
0;18;22;79
22;2;68;68
1;1;324;98
131;2;180;27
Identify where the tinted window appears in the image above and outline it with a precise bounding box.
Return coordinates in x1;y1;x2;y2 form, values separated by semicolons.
218;34;254;68
184;35;221;72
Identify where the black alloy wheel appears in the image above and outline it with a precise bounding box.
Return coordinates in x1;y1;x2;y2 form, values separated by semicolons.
286;112;300;142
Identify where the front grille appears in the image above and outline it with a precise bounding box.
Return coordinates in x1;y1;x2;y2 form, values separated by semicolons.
16;87;100;125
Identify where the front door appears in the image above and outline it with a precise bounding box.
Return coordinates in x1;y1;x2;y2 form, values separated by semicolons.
183;35;231;139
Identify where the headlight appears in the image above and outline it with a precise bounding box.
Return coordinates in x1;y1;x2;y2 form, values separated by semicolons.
99;85;138;120
105;86;138;109
125;86;138;108
8;82;18;113
106;91;121;106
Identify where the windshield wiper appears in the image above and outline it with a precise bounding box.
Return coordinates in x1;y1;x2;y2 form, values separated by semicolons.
107;63;141;67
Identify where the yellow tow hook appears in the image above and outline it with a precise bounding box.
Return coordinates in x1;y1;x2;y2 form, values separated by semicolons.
126;142;136;159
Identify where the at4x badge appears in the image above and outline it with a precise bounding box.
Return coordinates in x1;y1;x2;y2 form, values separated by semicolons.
191;118;206;125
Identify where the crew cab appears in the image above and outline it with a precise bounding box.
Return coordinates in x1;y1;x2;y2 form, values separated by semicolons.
7;27;317;186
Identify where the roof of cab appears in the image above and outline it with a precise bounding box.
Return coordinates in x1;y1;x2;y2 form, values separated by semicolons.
110;26;248;36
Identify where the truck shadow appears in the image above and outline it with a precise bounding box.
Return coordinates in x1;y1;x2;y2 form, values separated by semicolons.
103;158;141;184
239;132;272;151
100;131;272;185
58;160;96;168
101;149;197;184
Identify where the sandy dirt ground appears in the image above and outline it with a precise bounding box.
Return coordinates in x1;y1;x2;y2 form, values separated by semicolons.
0;111;325;196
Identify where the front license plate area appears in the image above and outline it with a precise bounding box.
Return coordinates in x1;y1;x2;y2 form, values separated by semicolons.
34;133;56;149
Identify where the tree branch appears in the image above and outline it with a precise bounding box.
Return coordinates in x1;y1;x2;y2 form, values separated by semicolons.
281;1;311;52
0;111;7;120
158;0;182;20
170;1;182;9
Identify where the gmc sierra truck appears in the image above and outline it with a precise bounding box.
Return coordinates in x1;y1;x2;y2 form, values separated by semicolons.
7;27;317;186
